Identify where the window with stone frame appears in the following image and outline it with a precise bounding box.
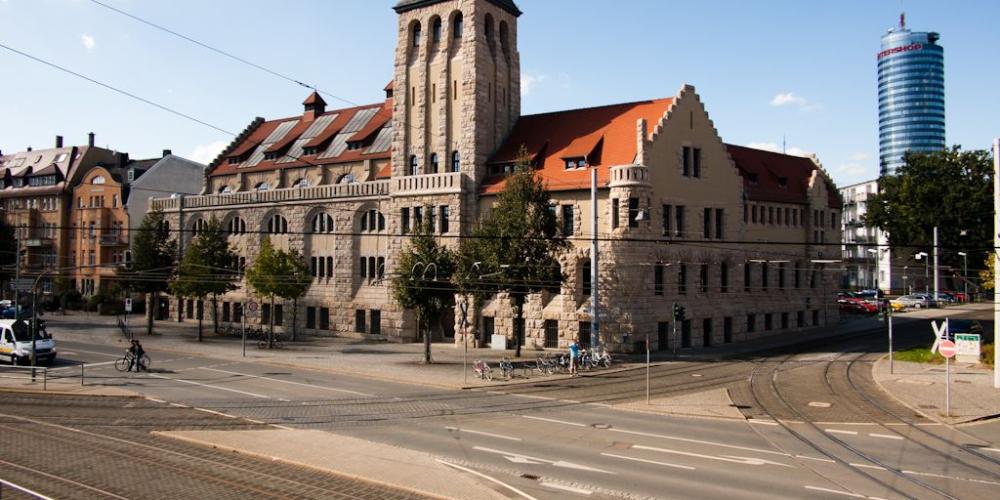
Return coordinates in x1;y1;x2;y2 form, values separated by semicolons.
562;205;574;236
267;214;288;234
678;264;687;295
581;259;592;296
654;263;664;296
720;262;729;293
401;207;410;234
544;320;559;348
611;199;619;229
699;264;708;293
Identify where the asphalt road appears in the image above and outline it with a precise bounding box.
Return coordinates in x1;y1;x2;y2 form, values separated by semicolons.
3;310;999;499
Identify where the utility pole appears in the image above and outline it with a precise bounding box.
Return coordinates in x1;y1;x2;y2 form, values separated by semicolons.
590;167;599;352
933;226;939;304
993;137;999;389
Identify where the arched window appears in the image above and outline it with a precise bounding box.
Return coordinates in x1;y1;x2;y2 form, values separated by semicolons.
91;176;105;185
267;214;288;234
312;213;334;234
430;153;439;173
255;182;270;192
293;178;309;188
412;22;422;48
227;217;246;235
485;14;495;46
452;13;463;39
431;17;442;42
218;186;232;194
499;21;509;51
408;155;419;176
336;173;355;185
192;218;208;236
451;151;461;172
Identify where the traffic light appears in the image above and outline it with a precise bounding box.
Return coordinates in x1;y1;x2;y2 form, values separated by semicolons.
672;303;686;321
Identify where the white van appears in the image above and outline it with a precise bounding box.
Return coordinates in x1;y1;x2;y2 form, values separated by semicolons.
0;319;57;366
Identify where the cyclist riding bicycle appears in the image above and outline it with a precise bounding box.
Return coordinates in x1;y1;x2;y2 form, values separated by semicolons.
127;339;146;372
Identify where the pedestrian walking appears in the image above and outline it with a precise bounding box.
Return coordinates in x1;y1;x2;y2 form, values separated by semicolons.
569;338;580;376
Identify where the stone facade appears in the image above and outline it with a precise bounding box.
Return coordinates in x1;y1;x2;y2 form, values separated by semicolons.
149;0;842;351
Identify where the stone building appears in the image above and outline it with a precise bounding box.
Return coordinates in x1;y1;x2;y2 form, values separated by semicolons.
151;0;842;351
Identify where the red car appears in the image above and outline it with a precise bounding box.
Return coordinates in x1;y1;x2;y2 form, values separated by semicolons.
838;297;877;314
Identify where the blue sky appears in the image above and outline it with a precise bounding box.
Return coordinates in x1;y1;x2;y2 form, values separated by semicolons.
1;0;997;186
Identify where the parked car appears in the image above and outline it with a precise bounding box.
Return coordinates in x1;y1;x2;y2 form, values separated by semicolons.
892;295;930;309
937;292;958;304
1;306;32;320
0;319;57;365
912;293;939;308
839;297;877;314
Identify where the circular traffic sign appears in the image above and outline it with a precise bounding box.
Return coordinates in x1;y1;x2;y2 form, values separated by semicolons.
247;301;259;313
938;339;957;359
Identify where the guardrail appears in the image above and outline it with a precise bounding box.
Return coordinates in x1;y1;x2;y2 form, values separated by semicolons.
150;180;391;211
0;365;48;390
0;478;56;500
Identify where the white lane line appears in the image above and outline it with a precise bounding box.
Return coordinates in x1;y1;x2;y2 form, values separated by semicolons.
200;367;372;397
849;463;887;471
795;455;837;463
145;397;166;404
868;433;903;440
804;485;866;498
60;347;120;358
609;428;788;457
539;481;592;496
901;470;1000;486
632;445;793;467
444;426;522;442
0;458;123;500
981;447;1000;454
472;446;615;474
521;415;587;427
747;419;780;426
601;452;695;470
169;402;189;408
147;373;270;399
437;460;538;500
825;429;858;436
194;407;239;419
271;424;295;431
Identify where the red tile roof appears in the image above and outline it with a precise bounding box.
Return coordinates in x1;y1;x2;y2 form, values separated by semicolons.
726;144;841;209
302;91;326;107
210;98;392;177
484;98;674;193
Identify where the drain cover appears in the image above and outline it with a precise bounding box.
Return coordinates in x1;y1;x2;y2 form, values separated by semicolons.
592;423;611;429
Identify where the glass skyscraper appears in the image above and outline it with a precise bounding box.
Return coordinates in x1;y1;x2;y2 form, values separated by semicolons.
877;16;945;174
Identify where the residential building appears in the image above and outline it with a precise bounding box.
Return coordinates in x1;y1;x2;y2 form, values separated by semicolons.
878;14;945;174
839;179;891;291
151;0;842;351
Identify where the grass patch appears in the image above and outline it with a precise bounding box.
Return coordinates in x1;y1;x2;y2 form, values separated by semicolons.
892;345;943;364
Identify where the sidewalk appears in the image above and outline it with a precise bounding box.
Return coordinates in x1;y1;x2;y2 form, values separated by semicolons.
873;357;1000;424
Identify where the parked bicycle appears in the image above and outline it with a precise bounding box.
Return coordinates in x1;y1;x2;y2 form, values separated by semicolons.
535;355;554;375
115;351;150;372
257;330;284;349
499;357;515;380
473;359;493;381
594;348;612;369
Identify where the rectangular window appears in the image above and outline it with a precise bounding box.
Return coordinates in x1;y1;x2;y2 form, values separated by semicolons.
676;205;685;237
628;198;639;228
723;317;733;343
700;264;708;293
662;204;672;236
401;207;410;234
715;209;724;239
784;207;790;225
413;206;423;229
657;322;670;351
812;309;820;326
747;314;756;333
654;263;664;296
693;148;702;178
720;262;729;293
765;313;773;331
703;207;711;238
702;318;712;347
752;205;758;223
792;209;798;226
326;257;334;278
797;311;805;328
795;265;801;289
439;205;449;234
483;317;495;341
262;304;270;325
274;305;283;326
778;263;786;290
562;205;575;236
371;310;382;335
611;199;619;229
222;302;231;323
306;307;317;329
681;320;692;348
355;310;366;333
544;319;559;348
678;264;687;295
233;303;243;323
768;206;774;224
578;321;592;348
781;312;789;330
320;308;330;330
744;262;751;292
186;299;194;319
360;257;367;279
582;259;592;296
682;146;691;176
761;263;769;290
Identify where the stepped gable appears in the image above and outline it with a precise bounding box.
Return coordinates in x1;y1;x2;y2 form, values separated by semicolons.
484;98;673;194
727;144;826;206
209;97;392;178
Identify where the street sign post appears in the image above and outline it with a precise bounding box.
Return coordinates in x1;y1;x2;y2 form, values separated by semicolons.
124;298;132;313
124;298;133;340
645;334;651;405
938;340;956;358
244;301;259;357
955;333;981;364
931;319;953;416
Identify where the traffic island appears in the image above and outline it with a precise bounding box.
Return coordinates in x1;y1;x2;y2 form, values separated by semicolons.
872;356;1000;424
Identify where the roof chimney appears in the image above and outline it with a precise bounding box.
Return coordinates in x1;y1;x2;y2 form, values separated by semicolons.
55;135;64;148
162;149;172;157
27;146;32;152
302;91;327;121
88;132;95;147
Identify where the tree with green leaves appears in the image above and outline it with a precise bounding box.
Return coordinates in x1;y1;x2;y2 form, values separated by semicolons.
866;146;993;272
456;164;568;357
275;249;312;342
246;237;283;347
118;210;175;335
0;217;15;298
392;214;456;363
169;217;238;341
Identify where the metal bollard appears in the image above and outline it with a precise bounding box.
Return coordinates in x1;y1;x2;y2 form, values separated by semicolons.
81;364;85;386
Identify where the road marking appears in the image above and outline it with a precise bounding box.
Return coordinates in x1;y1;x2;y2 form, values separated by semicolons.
601;452;695;470
472;446;615;474
444;426;523;442
145;397;166;404
980;447;1000;454
271;424;295;431
437;460;538;500
521;415;587;427
194;407;239;419
0;458;124;500
60;347;120;358
609;428;788;457
169;402;189;408
795;455;836;463
849;463;887;471
804;485;867;498
901;469;1000;486
747;419;780;426
539;481;592;496
825;429;858;436
200;367;372;396
632;445;793;467
147;373;270;399
868;433;903;440
808;401;831;408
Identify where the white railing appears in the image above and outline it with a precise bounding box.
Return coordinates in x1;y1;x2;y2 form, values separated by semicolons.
609;165;650;187
392;171;463;196
151;180;390;211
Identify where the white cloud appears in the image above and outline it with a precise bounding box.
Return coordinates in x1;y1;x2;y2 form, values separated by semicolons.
837;162;868;177
81;34;96;50
847;152;871;162
521;72;548;96
769;92;821;111
188;141;228;165
744;142;812;157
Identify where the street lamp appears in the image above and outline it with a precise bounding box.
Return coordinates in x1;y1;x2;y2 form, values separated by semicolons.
914;252;929;295
957;252;968;302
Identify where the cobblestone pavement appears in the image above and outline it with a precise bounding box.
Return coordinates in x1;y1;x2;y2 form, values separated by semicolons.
0;392;426;500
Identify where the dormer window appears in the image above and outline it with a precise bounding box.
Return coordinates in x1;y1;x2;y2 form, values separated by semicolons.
127;169;136;182
347;141;363;151
303;147;318;156
255;182;270;192
264;152;281;161
294;178;309;188
227;157;240;165
564;158;586;170
54;153;68;163
778;177;788;188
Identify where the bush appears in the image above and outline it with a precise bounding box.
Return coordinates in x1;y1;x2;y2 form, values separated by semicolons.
982;342;995;367
63;289;83;310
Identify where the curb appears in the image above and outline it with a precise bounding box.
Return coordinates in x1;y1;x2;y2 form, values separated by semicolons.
0;385;143;398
